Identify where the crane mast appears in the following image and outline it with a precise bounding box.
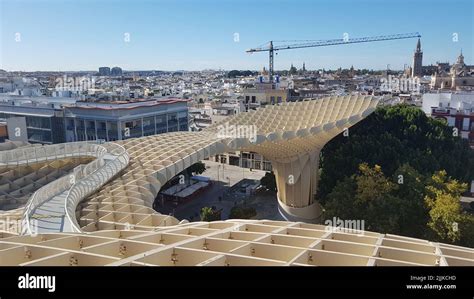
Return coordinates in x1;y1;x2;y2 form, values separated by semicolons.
247;32;421;85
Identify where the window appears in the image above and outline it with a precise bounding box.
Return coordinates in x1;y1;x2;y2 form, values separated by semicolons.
143;117;155;129
67;119;74;129
26;116;50;129
167;113;178;132
462;118;470;131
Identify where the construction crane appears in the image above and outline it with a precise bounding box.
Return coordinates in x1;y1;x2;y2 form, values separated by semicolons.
246;32;421;84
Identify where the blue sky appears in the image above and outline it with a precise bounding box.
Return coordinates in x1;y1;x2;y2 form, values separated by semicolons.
0;0;472;71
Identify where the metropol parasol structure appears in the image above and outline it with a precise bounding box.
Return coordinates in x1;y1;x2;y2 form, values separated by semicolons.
0;95;472;266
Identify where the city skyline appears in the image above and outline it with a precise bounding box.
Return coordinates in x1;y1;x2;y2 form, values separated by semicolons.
0;0;473;72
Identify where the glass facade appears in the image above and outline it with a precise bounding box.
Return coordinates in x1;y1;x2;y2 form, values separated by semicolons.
167;113;178;132
27;128;52;143
65;111;188;142
26;116;50;129
108;122;118;141
123;119;143;139
96;121;107;140
143;116;155;136
19;115;65;144
178;112;188;131
156;115;167;134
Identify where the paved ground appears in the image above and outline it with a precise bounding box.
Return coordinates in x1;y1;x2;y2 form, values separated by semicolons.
241;192;284;221
200;160;267;186
156;160;283;221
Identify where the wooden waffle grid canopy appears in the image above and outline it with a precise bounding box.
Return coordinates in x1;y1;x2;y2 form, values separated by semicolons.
2;95;472;265
0;220;472;266
79;95;378;230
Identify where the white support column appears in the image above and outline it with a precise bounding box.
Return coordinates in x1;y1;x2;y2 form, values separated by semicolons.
271;149;323;223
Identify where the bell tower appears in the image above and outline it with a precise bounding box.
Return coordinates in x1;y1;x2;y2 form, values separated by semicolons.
411;38;423;77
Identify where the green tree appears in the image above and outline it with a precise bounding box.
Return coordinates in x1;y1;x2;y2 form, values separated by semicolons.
186;161;206;176
424;170;467;244
458;215;474;248
391;164;429;237
324;163;403;234
200;206;221;221
324;164;474;247
322;176;357;221
319;104;474;201
318;104;474;247
227;70;256;78
351;164;402;233
260;171;277;192
229;206;257;219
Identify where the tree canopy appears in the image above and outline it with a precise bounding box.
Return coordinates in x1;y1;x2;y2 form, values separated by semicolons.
319;104;474;200
185;161;206;176
227;70;257;78
425;170;467;243
319;105;474;247
200;206;221;221
323;164;473;247
260;171;277;192
229;206;257;219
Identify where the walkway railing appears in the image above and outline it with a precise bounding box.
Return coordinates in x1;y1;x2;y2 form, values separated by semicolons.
65;142;129;233
0;141;107;166
18;141;108;235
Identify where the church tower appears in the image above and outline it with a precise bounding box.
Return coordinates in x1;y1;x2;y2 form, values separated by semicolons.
411;38;423;77
456;50;464;65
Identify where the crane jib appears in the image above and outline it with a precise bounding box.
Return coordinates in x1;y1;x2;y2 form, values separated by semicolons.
247;32;421;52
246;32;421;86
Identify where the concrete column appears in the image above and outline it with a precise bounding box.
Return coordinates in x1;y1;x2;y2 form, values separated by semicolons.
94;120;98;141
82;120;86;141
271;149;323;223
117;121;123;140
73;119;78;142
